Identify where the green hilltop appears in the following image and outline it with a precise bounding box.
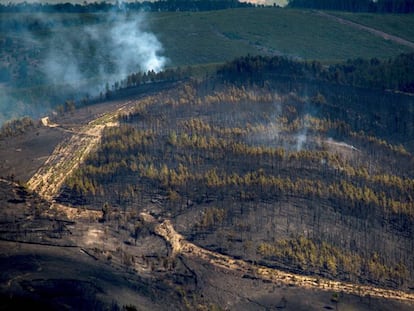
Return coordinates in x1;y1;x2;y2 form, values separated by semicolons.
147;8;414;66
1;7;414;123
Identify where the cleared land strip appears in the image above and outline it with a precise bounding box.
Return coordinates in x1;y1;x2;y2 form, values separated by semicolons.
154;218;414;303
27;106;130;200
26;82;177;200
316;11;414;50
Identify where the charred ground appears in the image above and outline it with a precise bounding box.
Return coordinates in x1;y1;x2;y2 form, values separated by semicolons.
58;69;414;287
1;56;414;310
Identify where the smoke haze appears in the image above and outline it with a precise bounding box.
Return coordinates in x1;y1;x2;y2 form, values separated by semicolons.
0;7;167;125
41;12;166;87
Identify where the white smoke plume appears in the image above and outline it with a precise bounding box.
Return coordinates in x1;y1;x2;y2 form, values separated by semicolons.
42;11;167;91
0;6;167;125
296;131;307;151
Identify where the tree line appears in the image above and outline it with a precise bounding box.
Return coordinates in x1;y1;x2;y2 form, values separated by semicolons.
217;53;414;93
257;236;408;286
0;116;35;138
2;0;412;13
0;1;254;13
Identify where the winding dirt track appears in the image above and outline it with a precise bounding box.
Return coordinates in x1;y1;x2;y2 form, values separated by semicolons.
316;11;414;50
27;106;130;200
27;123;108;200
26;97;414;305
154;219;414;303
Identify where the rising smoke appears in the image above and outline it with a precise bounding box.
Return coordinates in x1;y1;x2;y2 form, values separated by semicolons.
42;11;167;88
0;5;167;125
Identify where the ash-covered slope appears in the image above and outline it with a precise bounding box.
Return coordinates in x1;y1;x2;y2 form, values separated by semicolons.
1;57;414;309
58;74;414;295
1;178;414;311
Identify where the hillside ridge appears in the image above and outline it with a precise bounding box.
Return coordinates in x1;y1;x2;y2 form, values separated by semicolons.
20;81;414;306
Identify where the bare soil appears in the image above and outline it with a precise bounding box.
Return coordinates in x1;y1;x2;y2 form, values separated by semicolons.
0;127;67;182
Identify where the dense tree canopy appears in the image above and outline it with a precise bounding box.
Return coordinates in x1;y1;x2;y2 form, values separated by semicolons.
0;0;253;13
218;53;414;93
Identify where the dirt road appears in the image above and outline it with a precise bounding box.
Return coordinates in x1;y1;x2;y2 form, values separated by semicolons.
24;88;414;306
154;218;414;304
27;104;133;200
26;82;177;200
316;11;414;50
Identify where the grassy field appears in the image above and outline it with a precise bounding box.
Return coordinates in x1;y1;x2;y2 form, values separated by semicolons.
330;11;414;43
1;8;413;68
147;8;414;66
1;7;414;123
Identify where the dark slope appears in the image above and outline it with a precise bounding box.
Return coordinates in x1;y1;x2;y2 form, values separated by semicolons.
1;56;414;309
57;73;414;294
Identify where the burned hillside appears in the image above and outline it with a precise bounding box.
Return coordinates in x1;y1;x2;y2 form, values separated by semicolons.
57;71;414;291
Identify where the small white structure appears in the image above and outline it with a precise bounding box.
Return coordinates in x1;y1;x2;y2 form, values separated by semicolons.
41;117;50;127
41;117;58;128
